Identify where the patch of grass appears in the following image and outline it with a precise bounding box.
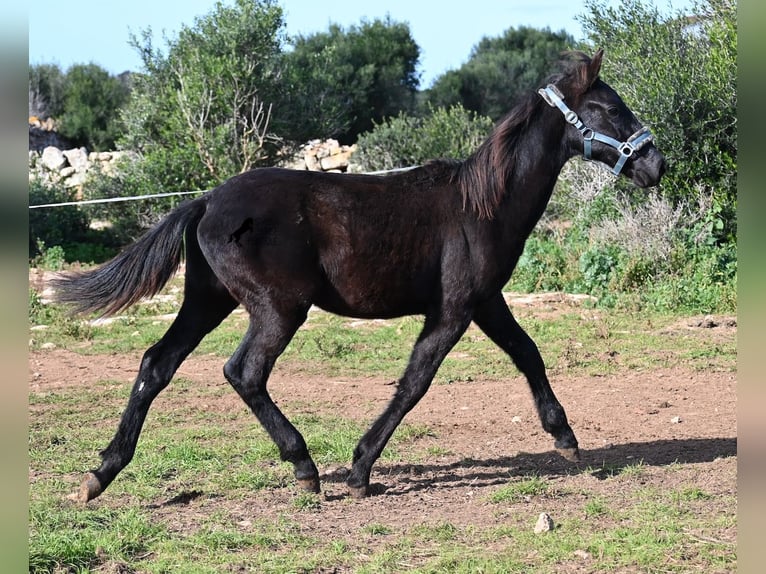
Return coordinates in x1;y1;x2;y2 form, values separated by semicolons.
412;522;459;542
583;496;610;518
292;491;322;511
363;523;394;536
29;501;165;573
489;475;549;503
30;277;736;378
28;275;736;573
618;460;647;479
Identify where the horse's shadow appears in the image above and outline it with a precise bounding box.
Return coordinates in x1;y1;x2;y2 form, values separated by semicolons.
321;437;737;498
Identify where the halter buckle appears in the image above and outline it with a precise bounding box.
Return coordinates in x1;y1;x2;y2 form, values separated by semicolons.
619;142;636;157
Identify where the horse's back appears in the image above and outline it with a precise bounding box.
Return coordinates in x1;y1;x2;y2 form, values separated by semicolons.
195;167;463;317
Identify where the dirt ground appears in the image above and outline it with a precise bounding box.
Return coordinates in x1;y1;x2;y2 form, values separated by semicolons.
28;319;737;548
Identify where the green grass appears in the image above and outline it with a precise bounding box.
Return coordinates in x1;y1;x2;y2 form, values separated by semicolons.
29;277;737;381
488;475;549;503
29;280;736;573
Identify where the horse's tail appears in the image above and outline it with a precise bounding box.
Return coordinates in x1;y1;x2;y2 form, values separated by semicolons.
52;197;209;317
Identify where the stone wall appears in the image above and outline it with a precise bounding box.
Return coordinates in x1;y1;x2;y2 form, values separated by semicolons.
29;146;136;190
281;139;357;172
29;113;359;193
28;116;136;191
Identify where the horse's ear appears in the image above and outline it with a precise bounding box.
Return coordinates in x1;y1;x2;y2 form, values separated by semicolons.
587;48;604;87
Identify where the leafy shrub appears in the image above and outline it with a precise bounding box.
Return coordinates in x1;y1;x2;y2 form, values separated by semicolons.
510;233;579;293
28;181;90;259
57;64;131;151
80;158;190;245
354;105;493;172
580;0;737;242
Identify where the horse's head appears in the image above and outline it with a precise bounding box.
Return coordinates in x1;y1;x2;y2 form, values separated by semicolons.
540;49;666;188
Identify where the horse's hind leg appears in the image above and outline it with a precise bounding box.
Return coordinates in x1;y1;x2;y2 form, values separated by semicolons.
473;293;580;462
223;304;319;493
72;271;237;502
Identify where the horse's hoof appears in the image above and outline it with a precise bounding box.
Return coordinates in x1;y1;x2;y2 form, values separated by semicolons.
557;446;581;462
67;472;102;503
297;476;320;494
347;484;368;499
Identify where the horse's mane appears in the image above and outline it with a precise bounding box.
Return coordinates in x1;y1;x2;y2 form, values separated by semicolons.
454;51;598;220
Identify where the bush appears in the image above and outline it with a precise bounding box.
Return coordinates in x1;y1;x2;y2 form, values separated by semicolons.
354;105;494;171
28;181;90;259
579;0;737;243
58;64;131;151
80;160;184;245
510;233;579;293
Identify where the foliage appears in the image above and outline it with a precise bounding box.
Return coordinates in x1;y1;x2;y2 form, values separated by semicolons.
506;0;737;314
57;64;131;151
120;0;287;193
578;0;737;243
28;63;65;118
79;159;187;243
29;62;129;150
282;16;421;144
28;180;90;259
354;105;494;171
425;26;575;121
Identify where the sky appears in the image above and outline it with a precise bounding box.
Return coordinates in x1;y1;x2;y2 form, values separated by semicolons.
28;0;694;89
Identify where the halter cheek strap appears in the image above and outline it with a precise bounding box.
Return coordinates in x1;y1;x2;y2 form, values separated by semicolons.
538;84;654;176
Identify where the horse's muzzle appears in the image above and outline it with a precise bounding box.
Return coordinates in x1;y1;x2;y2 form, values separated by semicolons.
630;147;667;188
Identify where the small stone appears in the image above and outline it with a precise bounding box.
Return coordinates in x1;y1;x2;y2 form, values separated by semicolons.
511;416;522;423
670;416;682;424
573;549;591;560
534;512;555;534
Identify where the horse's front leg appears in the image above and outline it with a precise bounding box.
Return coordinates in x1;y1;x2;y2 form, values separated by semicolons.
473;292;580;461
347;310;472;498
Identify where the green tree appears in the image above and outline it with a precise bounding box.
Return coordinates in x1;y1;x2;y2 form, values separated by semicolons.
578;0;737;242
28;181;90;258
354;105;494;172
283;17;421;143
120;0;287;195
28;63;65;118
57;64;131;151
426;26;575;120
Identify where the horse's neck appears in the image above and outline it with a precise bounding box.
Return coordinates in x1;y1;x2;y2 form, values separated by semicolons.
497;113;569;236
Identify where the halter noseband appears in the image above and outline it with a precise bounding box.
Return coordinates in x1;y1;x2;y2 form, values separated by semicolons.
538;84;654;176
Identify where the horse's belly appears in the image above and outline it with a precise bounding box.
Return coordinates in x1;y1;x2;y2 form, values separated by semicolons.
313;269;431;319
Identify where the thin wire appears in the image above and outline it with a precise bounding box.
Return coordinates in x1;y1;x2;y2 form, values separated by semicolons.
27;166;420;209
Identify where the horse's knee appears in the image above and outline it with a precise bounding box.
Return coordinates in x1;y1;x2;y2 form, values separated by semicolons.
222;358;241;387
223;355;254;394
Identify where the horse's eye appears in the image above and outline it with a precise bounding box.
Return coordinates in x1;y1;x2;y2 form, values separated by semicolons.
607;106;620;118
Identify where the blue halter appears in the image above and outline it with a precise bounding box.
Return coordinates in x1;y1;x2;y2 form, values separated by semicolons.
538;84;654;176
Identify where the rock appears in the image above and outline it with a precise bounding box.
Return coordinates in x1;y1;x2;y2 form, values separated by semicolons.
63;147;89;171
59;166;77;179
534;512;555;533
30;144;137;187
286;139;357;172
320;149;354;171
41;146;67;171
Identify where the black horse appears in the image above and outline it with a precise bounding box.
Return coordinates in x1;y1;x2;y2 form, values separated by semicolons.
54;50;666;502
